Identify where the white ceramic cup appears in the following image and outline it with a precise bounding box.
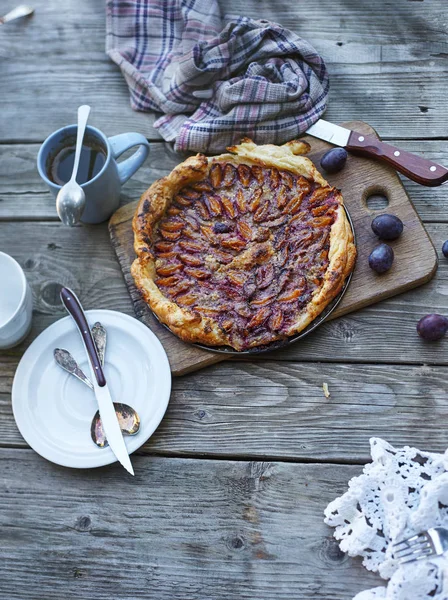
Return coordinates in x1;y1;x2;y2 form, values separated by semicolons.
0;252;33;349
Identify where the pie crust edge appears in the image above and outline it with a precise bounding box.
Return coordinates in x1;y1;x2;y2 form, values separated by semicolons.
131;140;357;349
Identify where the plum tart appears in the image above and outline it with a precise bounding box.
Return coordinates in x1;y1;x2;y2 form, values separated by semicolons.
131;139;356;351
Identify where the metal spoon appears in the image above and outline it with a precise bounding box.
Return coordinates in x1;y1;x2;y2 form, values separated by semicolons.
54;322;140;447
0;5;34;24
55;105;90;227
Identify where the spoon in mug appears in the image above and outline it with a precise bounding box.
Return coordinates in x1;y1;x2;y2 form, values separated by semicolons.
55;105;90;226
54;321;140;447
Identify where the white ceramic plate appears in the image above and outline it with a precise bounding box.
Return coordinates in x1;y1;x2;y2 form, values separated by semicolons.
12;310;171;469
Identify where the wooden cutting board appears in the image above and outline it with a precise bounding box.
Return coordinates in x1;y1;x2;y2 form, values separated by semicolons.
109;121;437;376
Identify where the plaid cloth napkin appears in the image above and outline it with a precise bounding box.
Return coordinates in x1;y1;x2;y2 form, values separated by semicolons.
106;0;329;153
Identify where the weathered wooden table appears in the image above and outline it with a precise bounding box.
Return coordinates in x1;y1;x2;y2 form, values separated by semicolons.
1;1;447;598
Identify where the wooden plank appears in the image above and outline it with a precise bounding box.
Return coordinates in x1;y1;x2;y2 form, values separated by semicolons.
0;142;184;220
4;358;448;461
0;448;381;599
226;0;448;46
2;140;448;222
0;220;447;367
109;121;437;375
0;0;159;143
1;0;447;142
0;222;134;354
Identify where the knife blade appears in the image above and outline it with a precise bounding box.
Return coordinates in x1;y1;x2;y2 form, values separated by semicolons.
60;287;134;475
306;119;448;187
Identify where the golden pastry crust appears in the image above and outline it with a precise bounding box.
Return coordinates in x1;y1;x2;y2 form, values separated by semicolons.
132;139;356;350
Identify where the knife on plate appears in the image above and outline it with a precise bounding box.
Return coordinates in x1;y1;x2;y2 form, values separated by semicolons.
306;119;448;187
60;287;134;476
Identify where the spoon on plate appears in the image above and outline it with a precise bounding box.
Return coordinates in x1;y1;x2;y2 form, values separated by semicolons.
54;321;140;447
55;105;90;226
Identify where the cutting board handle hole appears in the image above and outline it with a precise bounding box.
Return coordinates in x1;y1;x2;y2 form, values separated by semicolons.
364;186;389;211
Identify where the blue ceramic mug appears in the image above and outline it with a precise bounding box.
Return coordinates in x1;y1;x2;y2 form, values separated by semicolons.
37;125;150;224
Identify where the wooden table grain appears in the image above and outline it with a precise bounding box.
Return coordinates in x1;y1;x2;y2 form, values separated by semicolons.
0;1;447;598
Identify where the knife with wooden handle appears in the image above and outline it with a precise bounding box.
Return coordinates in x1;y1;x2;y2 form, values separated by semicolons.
306;119;448;187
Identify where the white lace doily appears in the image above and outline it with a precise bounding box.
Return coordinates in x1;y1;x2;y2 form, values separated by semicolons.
325;438;448;600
